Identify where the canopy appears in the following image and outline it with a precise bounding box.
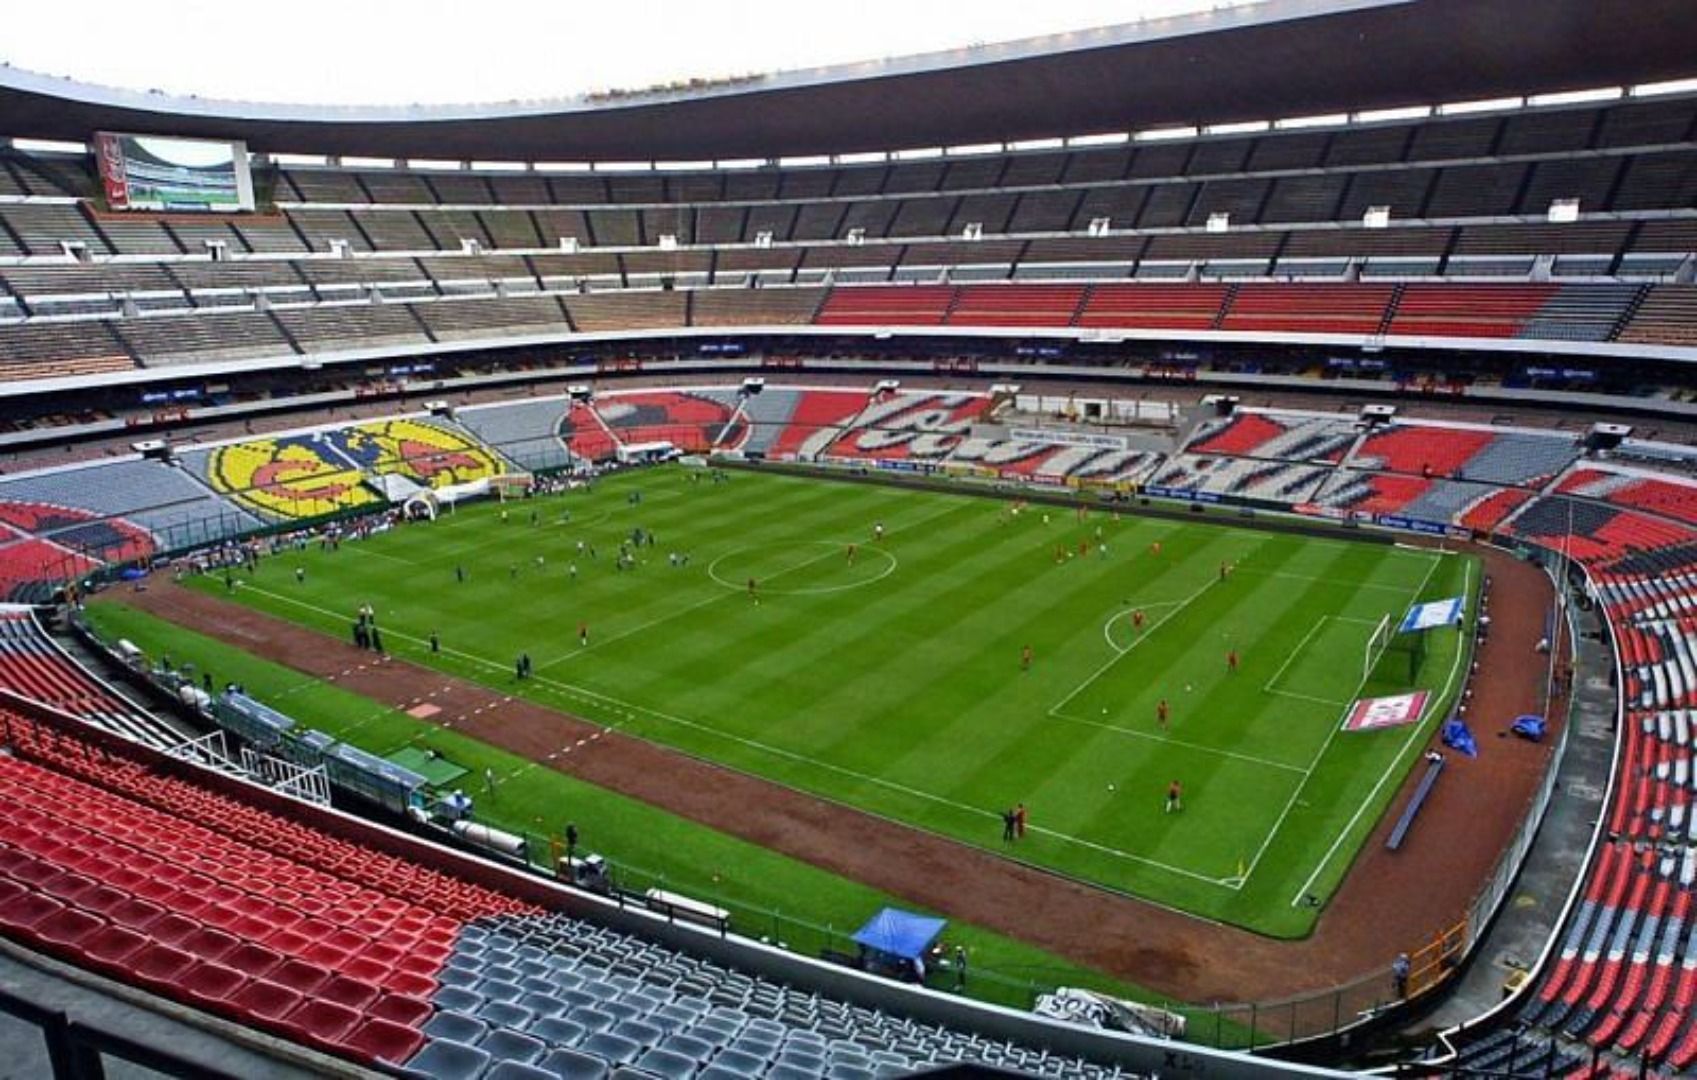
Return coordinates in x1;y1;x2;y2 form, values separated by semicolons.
851;908;946;961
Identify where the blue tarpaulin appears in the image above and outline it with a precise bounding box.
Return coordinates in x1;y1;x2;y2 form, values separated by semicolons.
1441;717;1479;757
1400;596;1466;634
851;908;947;961
1512;714;1547;741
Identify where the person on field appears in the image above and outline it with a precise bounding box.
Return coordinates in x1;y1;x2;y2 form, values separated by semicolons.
1021;644;1033;672
1227;648;1239;673
1165;780;1183;813
1001;808;1017;842
1133;608;1145;631
455;564;466;584
370;626;384;653
748;577;758;600
1151;540;1162;558
1220;560;1231;581
1392;953;1411;998
847;543;857;566
579;622;589;647
1157;698;1170;730
873;521;885;542
1014;803;1027;838
295;567;305;585
430;630;440;654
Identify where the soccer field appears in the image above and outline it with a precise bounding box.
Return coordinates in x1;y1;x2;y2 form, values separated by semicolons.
191;465;1476;937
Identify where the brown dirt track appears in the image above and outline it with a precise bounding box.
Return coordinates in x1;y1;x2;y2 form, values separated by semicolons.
118;538;1561;1007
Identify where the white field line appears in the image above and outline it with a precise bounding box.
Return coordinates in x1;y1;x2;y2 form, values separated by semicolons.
1099;601;1182;654
1289;555;1475;906
1262;614;1382;702
237;569;1236;887
1262;618;1330;696
1230;567;1418;593
1048;575;1217;718
537;500;957;670
1046;709;1308;775
1266;688;1351;708
1231;551;1444;890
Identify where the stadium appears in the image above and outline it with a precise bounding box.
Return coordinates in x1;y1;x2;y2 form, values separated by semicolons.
0;0;1692;1075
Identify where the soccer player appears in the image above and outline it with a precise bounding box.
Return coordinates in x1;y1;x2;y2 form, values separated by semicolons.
578;622;589;647
1156;698;1170;730
1078;539;1090;559
295;567;304;585
748;577;758;600
1227;648;1239;673
1021;644;1033;671
1132;609;1146;631
1165;780;1183;814
1220;560;1231;581
847;543;857;566
1151;540;1163;558
873;521;885;542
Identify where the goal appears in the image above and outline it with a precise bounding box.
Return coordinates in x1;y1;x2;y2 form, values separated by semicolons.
1364;613;1395;682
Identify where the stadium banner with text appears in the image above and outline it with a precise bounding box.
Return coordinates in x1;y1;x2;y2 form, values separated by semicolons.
1006;427;1129;450
1342;691;1431;732
1400;596;1466;634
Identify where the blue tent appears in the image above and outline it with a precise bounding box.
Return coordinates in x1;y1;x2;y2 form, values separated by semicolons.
1512;714;1547;741
851;908;946;961
1441;717;1479;758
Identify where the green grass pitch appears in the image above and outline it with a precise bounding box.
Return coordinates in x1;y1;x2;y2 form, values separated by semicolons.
179;465;1476;938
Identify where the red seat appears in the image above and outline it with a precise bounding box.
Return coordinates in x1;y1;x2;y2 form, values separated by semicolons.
36;907;104;951
338;1016;426;1066
0;890;63;939
220;942;283;982
145;912;202;949
276;998;360;1051
316;972;380;1011
381;968;438;999
268;958;331;996
228;979;304;1023
179;926;240;965
180;962;248;1011
82;924;150;977
128;943;197;993
368;992;432;1027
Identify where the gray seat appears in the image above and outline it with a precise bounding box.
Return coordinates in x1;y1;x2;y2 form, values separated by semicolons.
405;1038;492;1080
767;1065;822;1080
480;979;526;1004
536;1047;612;1080
634;1050;695;1080
434;986;485;1014
658;1034;712;1062
481;1001;537;1029
580;1032;641;1066
709;1048;767;1073
531;1017;587;1048
423;1011;488;1044
481;1028;547;1065
439;966;480;988
611;1020;662;1049
827;1065;874;1080
521;993;569;1018
569;1008;615;1035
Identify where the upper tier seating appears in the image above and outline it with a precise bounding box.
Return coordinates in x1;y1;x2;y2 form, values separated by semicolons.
1075;284;1228;330
814;286;954;327
1387;284;1556;339
1217;283;1393;335
1620;287;1697;348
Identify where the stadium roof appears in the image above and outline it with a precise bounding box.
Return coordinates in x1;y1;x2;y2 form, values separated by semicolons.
1;0;1693;161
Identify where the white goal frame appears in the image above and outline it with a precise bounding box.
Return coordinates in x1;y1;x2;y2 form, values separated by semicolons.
1364;612;1395;682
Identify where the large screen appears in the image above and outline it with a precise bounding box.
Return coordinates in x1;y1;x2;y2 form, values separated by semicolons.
93;132;255;213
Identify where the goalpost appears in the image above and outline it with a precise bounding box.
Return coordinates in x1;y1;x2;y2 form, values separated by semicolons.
1364;613;1395;683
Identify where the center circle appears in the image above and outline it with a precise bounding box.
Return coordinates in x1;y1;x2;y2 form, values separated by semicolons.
707;541;898;596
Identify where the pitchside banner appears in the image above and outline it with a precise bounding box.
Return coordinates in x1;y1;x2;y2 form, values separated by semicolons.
1342;691;1430;732
1400;596;1465;633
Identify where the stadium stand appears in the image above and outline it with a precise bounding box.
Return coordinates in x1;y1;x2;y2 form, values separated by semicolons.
1348;423;1579;487
0;610;183;748
1182;410;1359;463
0;699;1137;1077
1146;454;1333;505
0;459;255;547
1558;467;1697;528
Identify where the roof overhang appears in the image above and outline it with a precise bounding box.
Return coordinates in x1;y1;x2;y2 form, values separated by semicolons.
0;0;1693;161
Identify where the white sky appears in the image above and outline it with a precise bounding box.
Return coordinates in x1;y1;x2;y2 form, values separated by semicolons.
1;0;1253;107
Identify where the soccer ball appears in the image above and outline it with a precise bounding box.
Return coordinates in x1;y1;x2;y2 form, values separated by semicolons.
1185;683;1193;692
1108;783;1116;791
